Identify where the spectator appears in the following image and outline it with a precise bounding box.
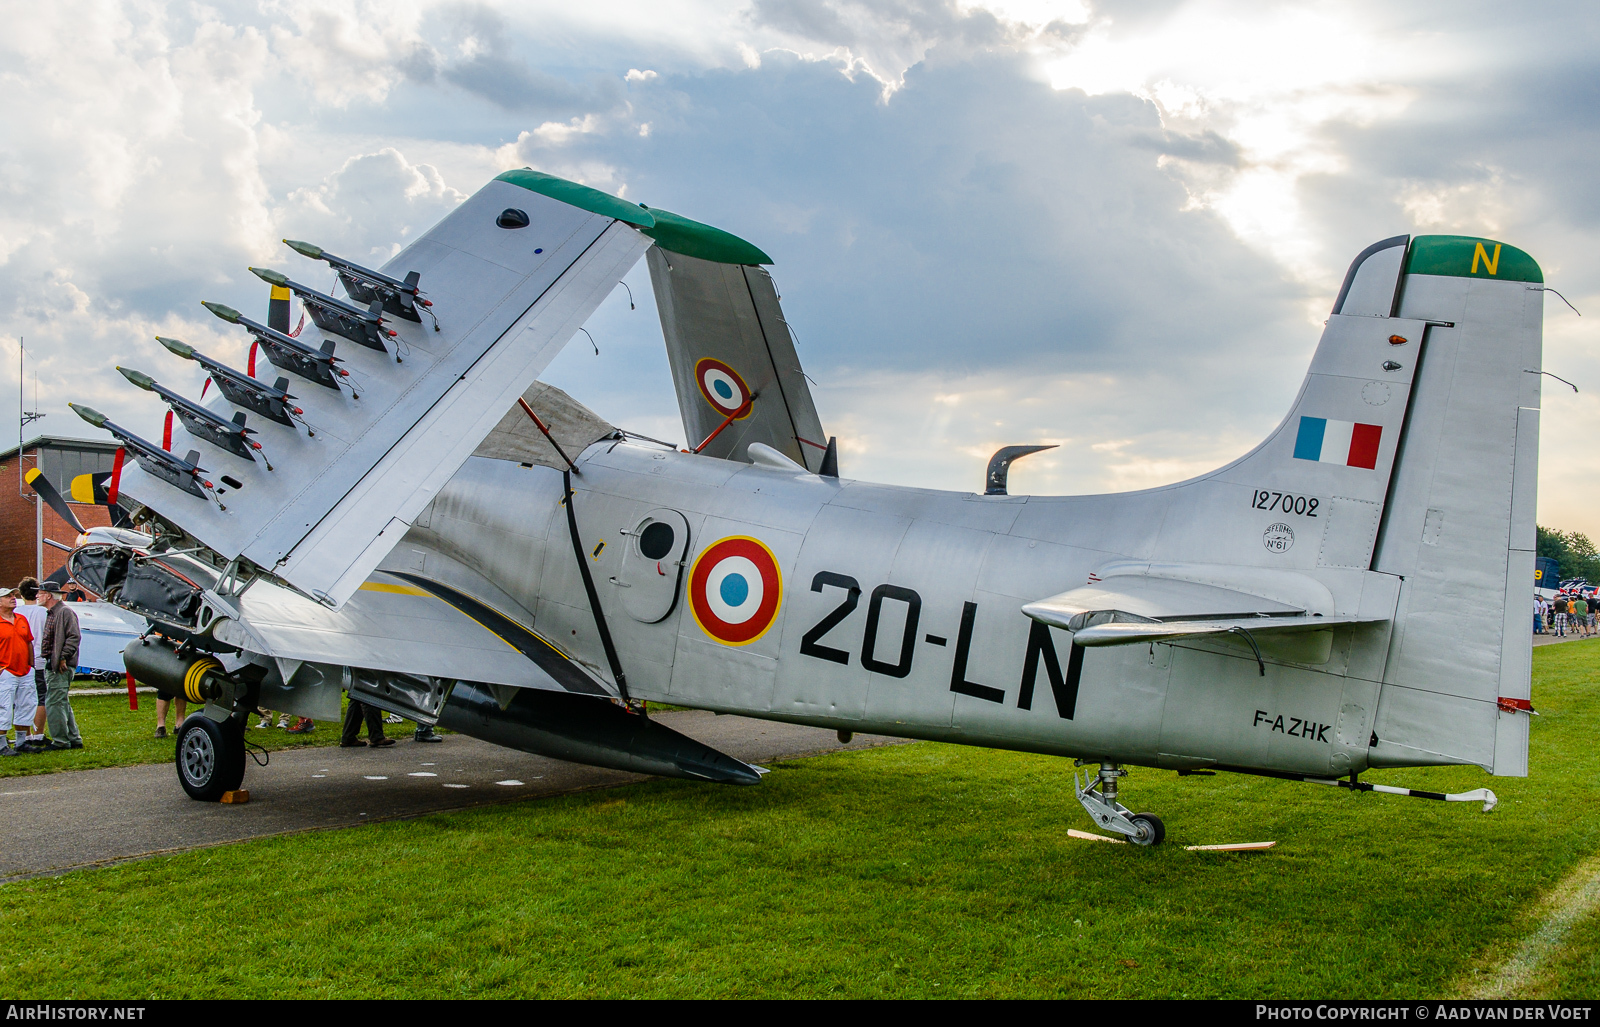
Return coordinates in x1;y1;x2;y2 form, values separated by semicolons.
154;692;185;740
0;589;35;756
1535;595;1546;635
1555;594;1570;637
256;708;314;734
340;696;393;748
14;578;48;754
36;584;81;751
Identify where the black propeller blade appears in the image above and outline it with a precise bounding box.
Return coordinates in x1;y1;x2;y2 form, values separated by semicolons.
24;468;85;535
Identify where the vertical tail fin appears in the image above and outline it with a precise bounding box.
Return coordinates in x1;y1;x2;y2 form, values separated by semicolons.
1150;234;1542;776
1368;236;1544;776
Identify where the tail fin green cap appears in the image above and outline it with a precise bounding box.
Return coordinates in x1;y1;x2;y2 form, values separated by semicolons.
156;336;196;359
284;239;324;259
248;267;290;287
1405;235;1541;284
70;403;107;428
117;367;157;391
203;301;242;323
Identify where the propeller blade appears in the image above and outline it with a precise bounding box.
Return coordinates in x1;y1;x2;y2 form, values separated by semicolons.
24;468;85;535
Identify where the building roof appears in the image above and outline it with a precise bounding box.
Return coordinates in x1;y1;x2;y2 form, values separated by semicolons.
0;435;122;464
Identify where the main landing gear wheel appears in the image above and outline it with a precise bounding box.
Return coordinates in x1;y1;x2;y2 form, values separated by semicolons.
1127;813;1165;847
176;713;245;802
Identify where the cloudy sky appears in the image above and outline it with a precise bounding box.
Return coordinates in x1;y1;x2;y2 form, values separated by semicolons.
3;0;1596;533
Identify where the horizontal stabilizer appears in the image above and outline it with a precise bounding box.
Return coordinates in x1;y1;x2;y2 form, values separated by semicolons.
1022;566;1384;648
1067;615;1373;648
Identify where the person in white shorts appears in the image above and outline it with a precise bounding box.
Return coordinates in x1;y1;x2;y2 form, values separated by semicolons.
13;578;48;753
0;588;37;756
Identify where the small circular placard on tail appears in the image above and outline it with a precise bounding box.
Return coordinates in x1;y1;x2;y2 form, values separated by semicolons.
689;536;783;645
695;357;752;418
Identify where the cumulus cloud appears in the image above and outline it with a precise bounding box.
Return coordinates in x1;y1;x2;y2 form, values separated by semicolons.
278;147;467;264
1;0;1596;534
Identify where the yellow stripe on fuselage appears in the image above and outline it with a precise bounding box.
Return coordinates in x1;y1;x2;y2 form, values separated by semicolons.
358;581;430;596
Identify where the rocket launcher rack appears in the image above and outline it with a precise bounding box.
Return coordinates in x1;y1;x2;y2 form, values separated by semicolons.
202;302;356;397
156;337;306;433
248;267;398;357
282;239;434;328
69;403;225;509
117;367;271;470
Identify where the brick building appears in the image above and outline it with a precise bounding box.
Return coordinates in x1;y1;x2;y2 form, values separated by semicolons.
0;436;120;587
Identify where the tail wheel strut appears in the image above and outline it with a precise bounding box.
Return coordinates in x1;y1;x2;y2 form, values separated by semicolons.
1073;760;1165;846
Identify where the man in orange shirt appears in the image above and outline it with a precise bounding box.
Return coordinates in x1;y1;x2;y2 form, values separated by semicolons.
0;588;36;757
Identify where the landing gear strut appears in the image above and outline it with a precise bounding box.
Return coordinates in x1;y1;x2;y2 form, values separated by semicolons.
1073;760;1165;846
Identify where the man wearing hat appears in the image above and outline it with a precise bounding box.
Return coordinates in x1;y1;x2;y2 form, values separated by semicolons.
37;583;82;750
0;588;36;756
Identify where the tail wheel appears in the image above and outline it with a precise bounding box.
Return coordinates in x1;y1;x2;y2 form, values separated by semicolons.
175;714;246;801
1127;812;1166;847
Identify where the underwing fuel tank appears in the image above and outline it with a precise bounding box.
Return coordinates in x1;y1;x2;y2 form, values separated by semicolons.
437;681;763;785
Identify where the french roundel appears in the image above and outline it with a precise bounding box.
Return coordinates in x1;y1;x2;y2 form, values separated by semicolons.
695;358;752;419
689;536;783;646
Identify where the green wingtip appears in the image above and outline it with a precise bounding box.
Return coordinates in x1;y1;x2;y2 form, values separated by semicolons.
638;206;773;265
155;336;196;359
248;266;289;286
116;367;157;391
202;301;241;323
69;403;107;428
284;239;324;260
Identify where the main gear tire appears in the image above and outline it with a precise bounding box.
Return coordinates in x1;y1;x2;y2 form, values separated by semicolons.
1126;812;1166;847
175;713;245;801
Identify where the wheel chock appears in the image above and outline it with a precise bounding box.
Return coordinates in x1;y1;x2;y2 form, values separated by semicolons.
220;789;251;804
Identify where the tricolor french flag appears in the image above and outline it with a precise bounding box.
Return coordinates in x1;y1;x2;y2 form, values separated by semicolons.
1294;416;1382;470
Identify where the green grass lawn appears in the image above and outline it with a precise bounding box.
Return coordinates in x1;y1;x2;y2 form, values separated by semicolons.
1;642;1597;998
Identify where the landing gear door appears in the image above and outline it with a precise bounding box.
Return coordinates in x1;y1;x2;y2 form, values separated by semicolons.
616;509;690;624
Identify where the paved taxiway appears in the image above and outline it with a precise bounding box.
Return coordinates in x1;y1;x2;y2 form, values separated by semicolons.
0;712;906;882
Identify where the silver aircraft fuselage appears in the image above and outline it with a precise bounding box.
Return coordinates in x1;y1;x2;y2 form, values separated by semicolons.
399;440;1382;780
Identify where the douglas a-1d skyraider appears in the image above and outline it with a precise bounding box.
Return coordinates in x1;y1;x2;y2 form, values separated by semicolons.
59;170;1545;844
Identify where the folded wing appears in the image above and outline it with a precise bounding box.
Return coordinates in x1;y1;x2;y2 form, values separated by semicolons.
105;171;654;607
644;209;830;471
